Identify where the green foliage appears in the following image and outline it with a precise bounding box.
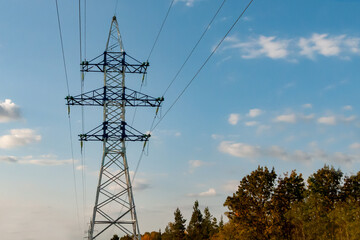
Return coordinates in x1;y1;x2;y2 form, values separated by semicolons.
138;166;360;240
173;208;187;240
187;200;204;240
224;166;277;239
271;170;306;239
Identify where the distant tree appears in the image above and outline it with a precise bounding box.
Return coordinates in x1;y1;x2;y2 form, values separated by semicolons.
340;171;360;203
202;207;218;238
119;235;131;240
161;225;172;240
271;170;306;239
111;235;120;240
224;166;277;239
173;208;187;240
308;165;343;210
218;216;224;230
187;200;204;240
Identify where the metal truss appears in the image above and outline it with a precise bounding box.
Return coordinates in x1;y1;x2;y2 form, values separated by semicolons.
79;121;151;142
80;51;149;73
67;16;162;240
66;86;164;107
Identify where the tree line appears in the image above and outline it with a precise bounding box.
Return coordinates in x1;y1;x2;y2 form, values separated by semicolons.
113;165;360;240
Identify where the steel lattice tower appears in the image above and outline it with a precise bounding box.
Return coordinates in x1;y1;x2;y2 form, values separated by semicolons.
66;16;163;240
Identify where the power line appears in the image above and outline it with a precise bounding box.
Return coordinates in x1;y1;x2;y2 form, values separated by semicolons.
151;0;255;132
162;0;227;96
55;0;81;231
147;0;175;61
78;0;87;228
132;0;227;181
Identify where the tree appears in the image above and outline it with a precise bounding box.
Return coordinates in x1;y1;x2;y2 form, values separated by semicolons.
308;165;343;211
187;200;204;240
111;235;120;240
271;170;306;239
202;207;218;238
119;235;132;240
173;208;187;240
224;166;277;240
341;171;360;203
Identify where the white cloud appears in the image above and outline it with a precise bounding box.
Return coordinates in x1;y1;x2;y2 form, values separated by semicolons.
0;129;41;149
302;103;312;109
0;99;22;123
345;37;360;54
299;33;345;58
343;105;353;111
225;36;289;59
188;188;217;197
0;155;74;166
245;121;258;126
223;33;360;60
219;141;260;158
218;141;359;164
274;114;296;123
175;0;197;7
247;108;263;118
228;113;240;125
318;116;336;125
349;142;360;150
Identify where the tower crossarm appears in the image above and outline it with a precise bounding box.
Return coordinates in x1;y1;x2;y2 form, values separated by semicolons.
79;121;150;142
81;52;149;74
66;86;164;107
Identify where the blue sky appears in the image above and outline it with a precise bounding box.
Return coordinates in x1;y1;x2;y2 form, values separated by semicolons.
0;0;359;239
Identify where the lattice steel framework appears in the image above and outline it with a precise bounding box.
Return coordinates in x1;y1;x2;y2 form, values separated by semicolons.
66;16;163;240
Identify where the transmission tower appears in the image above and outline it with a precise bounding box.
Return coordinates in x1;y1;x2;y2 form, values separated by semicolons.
66;16;164;240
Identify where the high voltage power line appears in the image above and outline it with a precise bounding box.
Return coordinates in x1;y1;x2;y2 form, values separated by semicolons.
151;0;255;132
54;0;82;232
132;0;229;181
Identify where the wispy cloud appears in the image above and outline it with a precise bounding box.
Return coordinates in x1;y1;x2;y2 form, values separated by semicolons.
247;108;263;118
224;36;289;59
349;142;360;150
175;0;198;7
274;114;296;123
302;103;313;109
0;129;41;149
222;33;360;61
317;116;336;125
188;160;213;173
0;155;74;166
188;188;217;197
218;141;359;164
228;113;240;125
0;99;22;123
343;105;353;111
245;121;258;127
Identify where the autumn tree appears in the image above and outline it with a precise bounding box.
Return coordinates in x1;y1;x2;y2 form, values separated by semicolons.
187;200;204;240
271;170;306;239
173;208;187;240
202;207;218;239
224;166;277;239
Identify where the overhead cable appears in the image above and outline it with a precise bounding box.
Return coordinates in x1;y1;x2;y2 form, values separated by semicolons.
55;0;81;230
151;0;255;132
147;0;175;61
162;0;227;96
